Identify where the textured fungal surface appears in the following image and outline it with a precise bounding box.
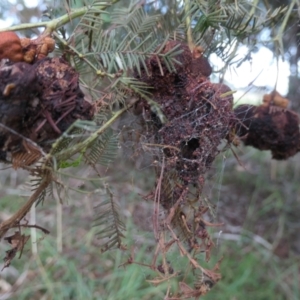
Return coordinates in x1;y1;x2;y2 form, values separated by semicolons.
131;41;234;288
134;41;234;200
234;104;300;159
0;31;56;63
0;57;94;168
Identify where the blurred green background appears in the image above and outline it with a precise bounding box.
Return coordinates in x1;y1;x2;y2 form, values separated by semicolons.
0;147;299;300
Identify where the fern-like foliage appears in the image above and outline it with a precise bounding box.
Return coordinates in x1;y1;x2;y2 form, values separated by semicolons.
53;0;184;111
93;187;126;252
30;174;51;206
28;112;119;206
80;3;167;75
84;127;119;167
185;0;287;70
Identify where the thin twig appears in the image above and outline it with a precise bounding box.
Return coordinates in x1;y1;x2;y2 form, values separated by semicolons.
153;156;165;239
12;224;50;234
0;175;51;239
0;1;120;33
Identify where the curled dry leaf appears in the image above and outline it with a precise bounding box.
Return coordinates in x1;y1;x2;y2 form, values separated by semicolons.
2;231;30;270
179;281;207;299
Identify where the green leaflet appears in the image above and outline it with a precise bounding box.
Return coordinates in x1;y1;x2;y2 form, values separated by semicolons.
187;0;286;67
84;128;119;167
29;114;119;206
93;187;126;252
59;153;84;169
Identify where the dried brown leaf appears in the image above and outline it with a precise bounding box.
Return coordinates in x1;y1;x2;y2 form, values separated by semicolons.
2;231;30;270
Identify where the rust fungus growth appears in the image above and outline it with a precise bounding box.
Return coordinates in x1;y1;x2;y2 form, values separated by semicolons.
0;31;23;62
134;40;233;198
20;35;56;63
0;31;56;64
234;103;300;159
134;40;232;258
262;90;289;109
0;57;94;168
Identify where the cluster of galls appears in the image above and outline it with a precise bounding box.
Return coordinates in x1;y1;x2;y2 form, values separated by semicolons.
234;91;300;160
0;31;55;63
0;32;94;168
134;40;234;208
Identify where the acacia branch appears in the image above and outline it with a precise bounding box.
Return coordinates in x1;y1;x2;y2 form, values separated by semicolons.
0;0;120;33
49;97;140;161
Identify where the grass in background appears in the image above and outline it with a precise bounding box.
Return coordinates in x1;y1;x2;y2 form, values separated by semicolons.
0;146;299;299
